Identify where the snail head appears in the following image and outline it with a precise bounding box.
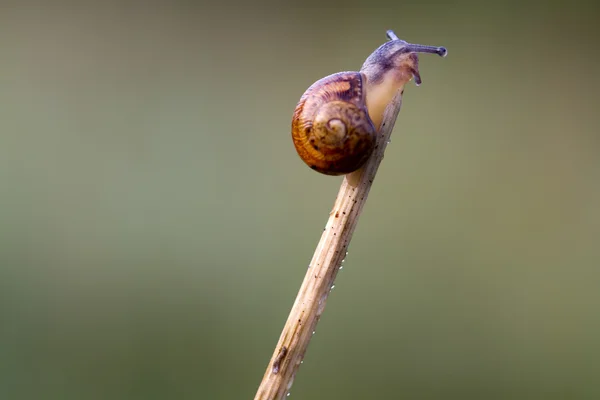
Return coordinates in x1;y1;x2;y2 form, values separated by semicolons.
360;32;447;86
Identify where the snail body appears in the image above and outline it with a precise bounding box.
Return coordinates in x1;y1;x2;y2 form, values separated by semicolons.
291;32;447;176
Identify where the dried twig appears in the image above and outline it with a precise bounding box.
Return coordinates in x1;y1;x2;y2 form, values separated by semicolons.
254;31;410;400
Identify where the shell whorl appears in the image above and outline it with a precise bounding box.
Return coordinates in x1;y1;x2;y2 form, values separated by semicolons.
291;72;377;175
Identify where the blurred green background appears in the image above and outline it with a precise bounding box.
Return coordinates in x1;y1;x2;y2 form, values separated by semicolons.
1;1;599;399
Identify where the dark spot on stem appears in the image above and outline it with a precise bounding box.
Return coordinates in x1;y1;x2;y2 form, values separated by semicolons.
272;346;288;374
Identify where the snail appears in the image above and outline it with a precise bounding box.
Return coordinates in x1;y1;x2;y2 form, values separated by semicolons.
291;30;447;175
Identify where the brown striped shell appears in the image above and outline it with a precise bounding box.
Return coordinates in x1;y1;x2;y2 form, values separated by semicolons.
291;72;377;175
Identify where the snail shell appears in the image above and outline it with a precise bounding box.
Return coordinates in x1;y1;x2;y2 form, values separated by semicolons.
291;72;376;176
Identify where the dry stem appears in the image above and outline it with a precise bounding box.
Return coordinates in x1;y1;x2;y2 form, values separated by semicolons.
254;31;406;400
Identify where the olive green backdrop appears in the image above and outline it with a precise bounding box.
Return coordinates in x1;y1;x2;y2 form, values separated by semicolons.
1;1;599;399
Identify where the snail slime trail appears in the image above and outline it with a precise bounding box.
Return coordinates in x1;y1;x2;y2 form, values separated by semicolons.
291;34;446;176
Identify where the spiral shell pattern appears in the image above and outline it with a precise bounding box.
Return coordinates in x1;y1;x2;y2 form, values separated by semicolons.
291;72;377;175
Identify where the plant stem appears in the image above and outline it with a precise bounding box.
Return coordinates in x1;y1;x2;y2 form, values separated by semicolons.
254;33;406;400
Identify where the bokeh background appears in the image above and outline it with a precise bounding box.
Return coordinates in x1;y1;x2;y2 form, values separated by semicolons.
1;0;599;399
